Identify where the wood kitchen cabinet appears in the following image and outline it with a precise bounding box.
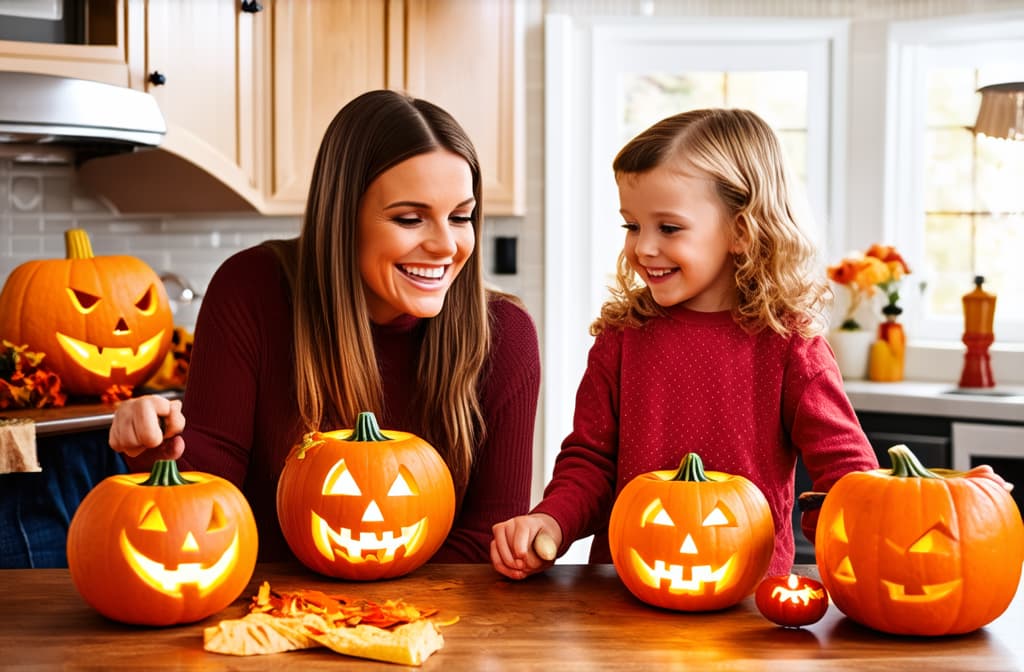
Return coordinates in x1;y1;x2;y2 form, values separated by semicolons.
2;0;524;216
262;0;525;216
0;0;129;86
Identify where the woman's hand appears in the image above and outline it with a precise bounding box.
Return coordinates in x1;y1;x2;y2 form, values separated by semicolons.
108;395;186;460
490;513;563;580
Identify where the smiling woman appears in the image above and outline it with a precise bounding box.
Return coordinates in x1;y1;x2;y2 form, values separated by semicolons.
108;89;542;566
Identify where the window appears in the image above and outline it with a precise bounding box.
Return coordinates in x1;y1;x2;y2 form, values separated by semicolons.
887;14;1024;344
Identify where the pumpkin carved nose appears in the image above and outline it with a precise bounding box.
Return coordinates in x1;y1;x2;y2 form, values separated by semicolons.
114;317;130;334
680;534;698;554
362;500;385;523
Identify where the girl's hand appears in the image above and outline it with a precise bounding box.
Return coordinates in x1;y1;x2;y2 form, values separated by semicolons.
490;513;563;580
108;395;186;460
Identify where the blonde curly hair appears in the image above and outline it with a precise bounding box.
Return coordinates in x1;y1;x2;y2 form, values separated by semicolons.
592;108;831;338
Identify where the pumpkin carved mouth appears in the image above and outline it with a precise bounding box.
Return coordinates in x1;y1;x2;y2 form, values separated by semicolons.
311;512;428;563
628;548;737;594
56;329;167;376
881;578;961;602
118;528;242;598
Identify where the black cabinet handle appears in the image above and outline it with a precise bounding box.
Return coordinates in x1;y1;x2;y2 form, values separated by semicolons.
148;71;166;86
241;0;263;12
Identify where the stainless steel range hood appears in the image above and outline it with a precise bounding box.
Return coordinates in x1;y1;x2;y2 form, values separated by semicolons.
0;71;166;164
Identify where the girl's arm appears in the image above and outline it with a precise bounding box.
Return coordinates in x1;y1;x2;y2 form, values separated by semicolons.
530;328;623;558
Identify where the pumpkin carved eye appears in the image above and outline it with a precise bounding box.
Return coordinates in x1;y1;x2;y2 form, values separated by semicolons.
68;287;101;313
322;460;360;496
702;504;735;527
387;468;418;496
889;521;957;556
139;503;167;531
641;498;673;527
135;285;157;315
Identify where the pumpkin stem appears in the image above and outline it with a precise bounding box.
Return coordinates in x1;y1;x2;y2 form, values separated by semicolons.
140;459;194;486
345;411;391;442
65;228;95;260
670;453;713;482
887;444;941;479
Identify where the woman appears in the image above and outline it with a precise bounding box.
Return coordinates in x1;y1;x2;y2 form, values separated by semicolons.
110;90;541;562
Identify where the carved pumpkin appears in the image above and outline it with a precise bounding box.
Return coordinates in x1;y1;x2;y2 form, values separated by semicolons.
67;460;258;626
815;444;1024;636
608;453;774;611
755;574;829;627
276;411;455;580
0;228;173;396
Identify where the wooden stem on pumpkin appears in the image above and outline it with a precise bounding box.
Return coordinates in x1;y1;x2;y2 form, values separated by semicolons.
140;459;194;486
65;228;95;260
345;411;391;442
886;444;940;479
671;452;713;482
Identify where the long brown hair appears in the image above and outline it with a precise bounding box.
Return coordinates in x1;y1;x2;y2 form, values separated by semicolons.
268;90;488;493
594;108;830;338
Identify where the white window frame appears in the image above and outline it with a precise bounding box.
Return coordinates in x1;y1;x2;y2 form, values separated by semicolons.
886;12;1024;347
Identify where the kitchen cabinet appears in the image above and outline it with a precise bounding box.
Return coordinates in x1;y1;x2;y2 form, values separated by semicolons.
2;0;524;216
262;0;525;215
402;0;525;215
0;0;129;86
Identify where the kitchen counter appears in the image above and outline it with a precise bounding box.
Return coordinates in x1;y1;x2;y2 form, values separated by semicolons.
2;562;1022;670
0;390;183;437
844;380;1024;423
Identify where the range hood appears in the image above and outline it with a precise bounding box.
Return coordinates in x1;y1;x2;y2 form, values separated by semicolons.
0;71;165;164
0;70;260;213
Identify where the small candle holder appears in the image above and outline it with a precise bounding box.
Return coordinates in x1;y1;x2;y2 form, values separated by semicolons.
959;276;996;389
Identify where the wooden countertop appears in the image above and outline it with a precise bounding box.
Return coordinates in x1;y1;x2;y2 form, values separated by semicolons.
0;390;182;437
2;562;1022;670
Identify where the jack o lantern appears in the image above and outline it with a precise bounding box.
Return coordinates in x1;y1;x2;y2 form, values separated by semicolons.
67;460;258;626
755;574;829;627
0;228;173;396
276;411;455;580
815;444;1024;636
608;453;774;611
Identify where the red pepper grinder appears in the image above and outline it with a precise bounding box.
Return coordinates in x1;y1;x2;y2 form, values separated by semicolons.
959;275;996;389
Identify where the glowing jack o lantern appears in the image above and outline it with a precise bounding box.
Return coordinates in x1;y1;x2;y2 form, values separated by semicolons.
67;460;258;626
755;574;829;627
608;453;774;611
276;411;455;580
815;444;1024;636
0;228;173;396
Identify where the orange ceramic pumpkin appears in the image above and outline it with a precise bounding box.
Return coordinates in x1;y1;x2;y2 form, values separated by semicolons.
0;228;173;396
755;574;829;627
67;460;258;626
276;411;455;580
608;453;774;611
815;444;1024;636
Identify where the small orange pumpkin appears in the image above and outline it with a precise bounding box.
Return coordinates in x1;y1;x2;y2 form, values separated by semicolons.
815;444;1024;636
755;574;829;627
67;460;258;626
0;228;173;396
276;411;455;580
608;453;774;611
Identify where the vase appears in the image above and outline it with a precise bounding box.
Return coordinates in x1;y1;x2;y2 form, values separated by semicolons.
828;329;874;380
868;318;906;382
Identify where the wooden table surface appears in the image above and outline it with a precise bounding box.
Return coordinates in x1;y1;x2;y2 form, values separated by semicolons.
2;562;1022;671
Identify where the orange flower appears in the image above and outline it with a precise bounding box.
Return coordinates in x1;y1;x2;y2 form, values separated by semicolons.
829;245;912;330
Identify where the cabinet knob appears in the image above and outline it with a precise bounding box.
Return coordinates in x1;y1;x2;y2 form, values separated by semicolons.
240;0;263;12
148;71;167;86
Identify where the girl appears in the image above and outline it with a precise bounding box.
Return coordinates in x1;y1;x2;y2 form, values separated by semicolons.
492;108;877;580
